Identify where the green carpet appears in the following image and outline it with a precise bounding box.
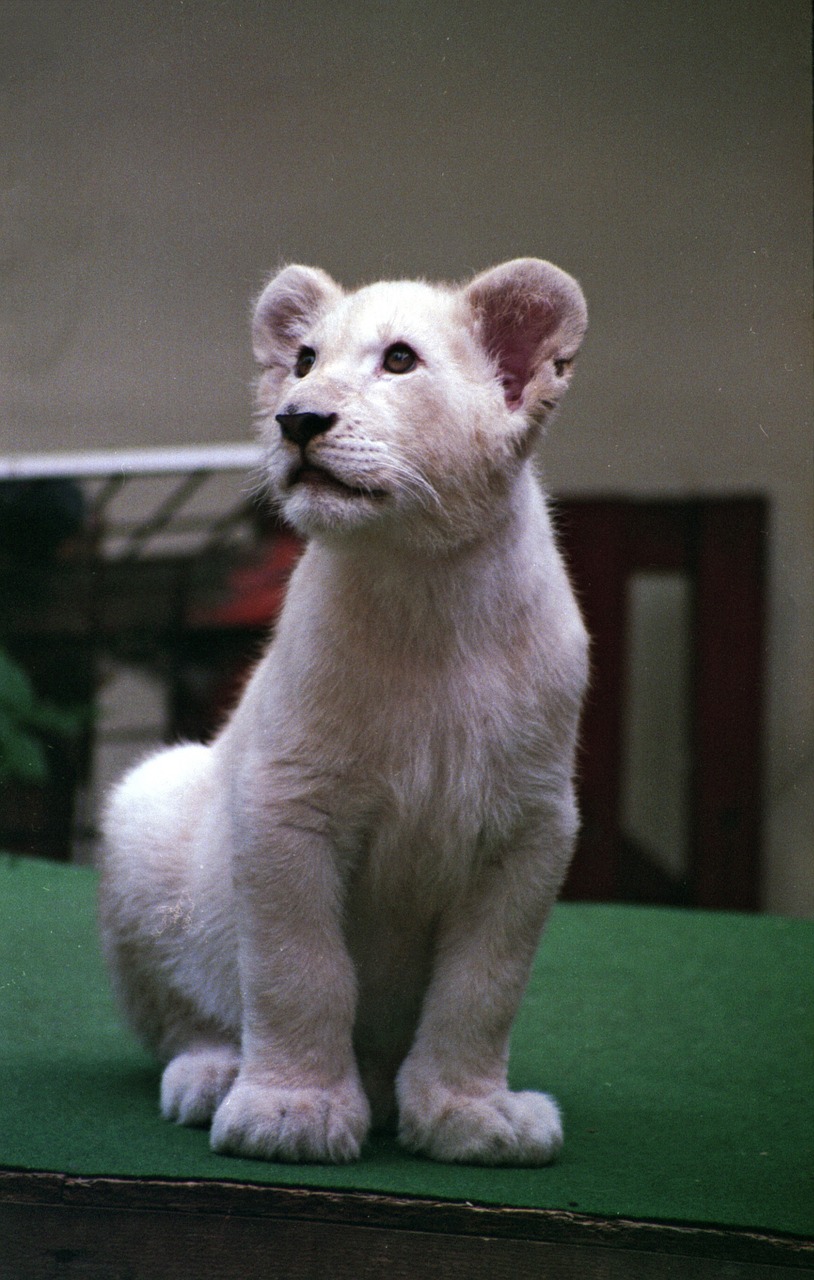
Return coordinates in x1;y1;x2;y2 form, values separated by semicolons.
0;853;811;1237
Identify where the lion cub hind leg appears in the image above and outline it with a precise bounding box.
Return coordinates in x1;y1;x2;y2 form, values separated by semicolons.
161;1041;240;1127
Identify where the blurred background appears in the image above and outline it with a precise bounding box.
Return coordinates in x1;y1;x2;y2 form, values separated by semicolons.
0;0;810;914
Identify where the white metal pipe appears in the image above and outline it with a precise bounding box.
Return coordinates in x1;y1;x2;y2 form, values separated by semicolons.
0;442;264;481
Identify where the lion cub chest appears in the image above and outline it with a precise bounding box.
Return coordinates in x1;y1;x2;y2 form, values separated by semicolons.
259;540;568;893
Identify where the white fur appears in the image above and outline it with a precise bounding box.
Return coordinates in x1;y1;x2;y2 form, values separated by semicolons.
100;258;589;1166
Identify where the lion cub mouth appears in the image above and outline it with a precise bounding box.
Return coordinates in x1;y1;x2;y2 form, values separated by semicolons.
289;462;387;501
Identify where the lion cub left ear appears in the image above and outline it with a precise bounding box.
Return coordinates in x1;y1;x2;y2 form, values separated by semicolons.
252;264;343;368
463;258;587;429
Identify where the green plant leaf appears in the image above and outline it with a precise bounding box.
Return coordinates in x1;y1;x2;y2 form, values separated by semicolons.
0;646;85;785
0;708;49;784
0;648;38;720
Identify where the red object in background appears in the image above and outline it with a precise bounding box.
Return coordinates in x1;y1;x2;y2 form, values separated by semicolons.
190;526;304;630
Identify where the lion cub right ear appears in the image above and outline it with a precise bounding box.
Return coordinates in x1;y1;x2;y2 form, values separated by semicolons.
463;258;587;432
252;265;343;368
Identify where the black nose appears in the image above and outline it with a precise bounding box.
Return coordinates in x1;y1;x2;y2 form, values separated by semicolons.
275;411;337;447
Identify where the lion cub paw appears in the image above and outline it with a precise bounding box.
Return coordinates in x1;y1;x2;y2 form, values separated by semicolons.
210;1077;371;1163
399;1087;563;1166
161;1044;240;1126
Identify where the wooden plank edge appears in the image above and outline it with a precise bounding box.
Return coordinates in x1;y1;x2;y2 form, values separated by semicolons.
1;1169;811;1269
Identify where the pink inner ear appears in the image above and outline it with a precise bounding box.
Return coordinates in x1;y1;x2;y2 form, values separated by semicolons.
501;372;525;407
492;312;555;410
499;336;544;408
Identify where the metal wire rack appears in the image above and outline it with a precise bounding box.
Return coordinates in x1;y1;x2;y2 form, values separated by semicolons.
0;441;266;559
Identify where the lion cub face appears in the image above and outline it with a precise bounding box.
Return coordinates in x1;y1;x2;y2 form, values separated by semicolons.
252;260;587;549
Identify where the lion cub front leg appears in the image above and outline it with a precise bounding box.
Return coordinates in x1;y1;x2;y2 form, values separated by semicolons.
210;828;370;1163
397;815;574;1166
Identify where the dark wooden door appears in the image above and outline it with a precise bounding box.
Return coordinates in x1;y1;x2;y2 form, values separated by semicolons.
556;497;767;911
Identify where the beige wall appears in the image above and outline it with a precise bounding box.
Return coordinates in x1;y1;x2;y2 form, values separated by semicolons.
2;1;811;912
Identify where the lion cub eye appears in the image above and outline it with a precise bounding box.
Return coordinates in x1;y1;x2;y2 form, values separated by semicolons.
294;347;316;378
383;343;417;374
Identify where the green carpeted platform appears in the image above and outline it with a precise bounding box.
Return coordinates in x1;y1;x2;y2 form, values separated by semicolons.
1;853;811;1239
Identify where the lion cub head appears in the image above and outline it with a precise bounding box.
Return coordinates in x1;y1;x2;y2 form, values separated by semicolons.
252;259;587;550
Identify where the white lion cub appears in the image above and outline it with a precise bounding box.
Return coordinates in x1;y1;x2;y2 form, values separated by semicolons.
100;258;589;1166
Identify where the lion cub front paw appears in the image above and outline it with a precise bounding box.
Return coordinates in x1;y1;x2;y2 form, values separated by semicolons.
399;1086;563;1166
161;1044;240;1126
210;1076;371;1163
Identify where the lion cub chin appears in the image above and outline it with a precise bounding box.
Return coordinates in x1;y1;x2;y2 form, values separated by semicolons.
100;258;589;1167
